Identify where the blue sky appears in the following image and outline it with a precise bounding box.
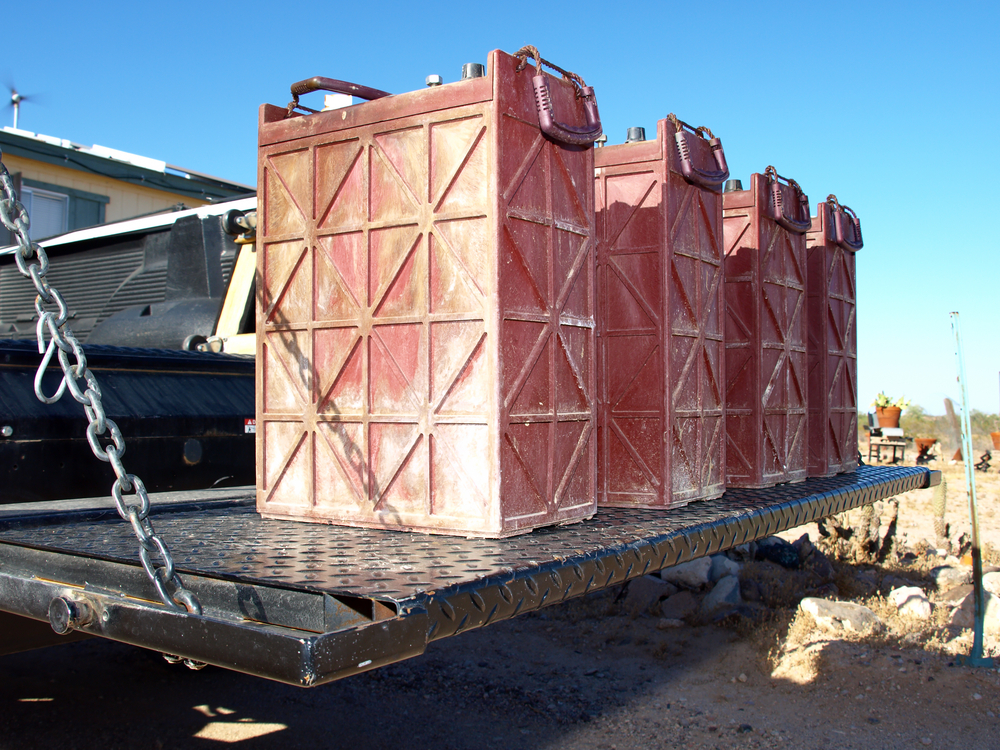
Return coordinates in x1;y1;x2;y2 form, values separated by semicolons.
4;0;997;413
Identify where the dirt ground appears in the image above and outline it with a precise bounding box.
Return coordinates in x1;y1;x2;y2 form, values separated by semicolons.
1;457;999;749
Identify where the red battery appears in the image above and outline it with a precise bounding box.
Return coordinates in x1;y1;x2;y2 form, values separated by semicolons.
255;48;601;536
722;168;808;488
594;116;727;508
806;196;861;476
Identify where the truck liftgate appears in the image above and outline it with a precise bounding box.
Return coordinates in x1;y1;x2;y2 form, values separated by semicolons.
0;465;936;686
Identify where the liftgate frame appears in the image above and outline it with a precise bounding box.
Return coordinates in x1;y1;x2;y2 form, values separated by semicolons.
0;465;937;685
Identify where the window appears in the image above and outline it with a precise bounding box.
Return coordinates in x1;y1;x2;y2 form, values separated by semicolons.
0;178;108;247
22;186;69;239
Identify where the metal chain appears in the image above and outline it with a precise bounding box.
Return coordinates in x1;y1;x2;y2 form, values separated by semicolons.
0;148;202;616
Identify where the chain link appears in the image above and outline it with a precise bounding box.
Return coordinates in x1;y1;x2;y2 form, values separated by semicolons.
0;148;201;616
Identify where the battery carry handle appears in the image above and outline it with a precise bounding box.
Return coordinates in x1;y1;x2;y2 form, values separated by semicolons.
513;46;602;147
670;117;729;191
764;167;811;234
286;77;391;116
531;76;603;147
830;201;863;251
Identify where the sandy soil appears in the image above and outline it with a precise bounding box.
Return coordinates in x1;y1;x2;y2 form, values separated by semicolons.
1;457;999;749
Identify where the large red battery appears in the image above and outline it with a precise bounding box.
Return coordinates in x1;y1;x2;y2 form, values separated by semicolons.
722;168;808;488
594;117;728;508
255;48;601;537
805;196;861;477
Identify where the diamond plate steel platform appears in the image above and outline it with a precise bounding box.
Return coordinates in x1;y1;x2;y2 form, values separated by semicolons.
0;464;936;686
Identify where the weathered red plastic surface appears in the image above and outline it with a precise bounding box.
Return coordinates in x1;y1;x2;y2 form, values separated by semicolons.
805;201;858;477
723;173;807;488
255;50;596;537
594;119;725;509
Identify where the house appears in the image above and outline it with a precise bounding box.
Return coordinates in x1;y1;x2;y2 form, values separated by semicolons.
0;126;253;243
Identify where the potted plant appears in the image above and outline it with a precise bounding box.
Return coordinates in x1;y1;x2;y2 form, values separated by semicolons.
872;392;910;429
914;436;938;460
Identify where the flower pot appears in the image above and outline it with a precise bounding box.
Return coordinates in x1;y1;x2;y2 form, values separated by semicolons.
875;406;901;429
915;438;937;453
991;431;1000;450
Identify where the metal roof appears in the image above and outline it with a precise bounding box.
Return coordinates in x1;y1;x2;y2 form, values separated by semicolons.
0;126;254;203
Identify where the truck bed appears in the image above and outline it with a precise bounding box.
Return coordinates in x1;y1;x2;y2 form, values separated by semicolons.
0;464;937;686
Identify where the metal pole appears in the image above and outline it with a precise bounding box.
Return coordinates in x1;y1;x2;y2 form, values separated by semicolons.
950;311;993;668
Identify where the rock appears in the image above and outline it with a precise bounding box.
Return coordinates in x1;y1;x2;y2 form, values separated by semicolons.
888;586;933;620
661;557;713;589
660;590;699;621
728;542;757;561
623;575;678;615
800;597;883;634
709;554;741;582
756;537;800;569
948;591;1000;634
881;574;920;595
792;533;814;561
938;584;974;606
983;572;1000;597
930;565;971;589
700;575;742;619
802;548;835;582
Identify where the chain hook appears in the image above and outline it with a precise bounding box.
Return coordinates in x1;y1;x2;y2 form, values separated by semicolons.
33;336;68;404
0;146;202;617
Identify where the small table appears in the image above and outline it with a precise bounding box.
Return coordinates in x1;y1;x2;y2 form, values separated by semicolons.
868;435;906;464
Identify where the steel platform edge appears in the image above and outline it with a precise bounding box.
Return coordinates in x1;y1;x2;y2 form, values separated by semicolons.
0;465;938;686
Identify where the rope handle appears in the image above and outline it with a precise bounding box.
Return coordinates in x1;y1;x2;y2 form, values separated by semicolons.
512;45;603;147
513;45;589;96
